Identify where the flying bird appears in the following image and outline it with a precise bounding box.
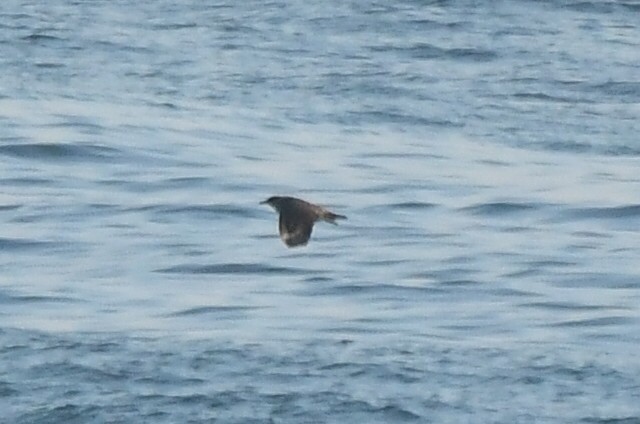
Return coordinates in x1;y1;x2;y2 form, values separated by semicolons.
261;196;346;247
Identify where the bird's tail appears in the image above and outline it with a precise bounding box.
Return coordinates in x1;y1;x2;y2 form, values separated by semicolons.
321;210;347;225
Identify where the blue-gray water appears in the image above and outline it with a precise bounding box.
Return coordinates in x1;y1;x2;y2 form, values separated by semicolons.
1;1;640;422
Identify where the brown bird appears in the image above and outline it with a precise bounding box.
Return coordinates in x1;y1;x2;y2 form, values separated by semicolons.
260;196;347;247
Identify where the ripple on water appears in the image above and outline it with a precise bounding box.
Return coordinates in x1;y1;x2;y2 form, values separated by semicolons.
390;201;439;210
0;293;81;305
0;381;17;397
156;262;320;275
18;404;102;424
146;204;259;220
0;142;123;162
301;282;446;298
565;204;640;220
0;177;53;186
551;272;640;289
547;316;636;328
459;201;543;216
519;301;620;312
580;418;640;424
166;305;265;318
0;237;57;251
20;33;64;43
369;42;498;62
360;202;439;214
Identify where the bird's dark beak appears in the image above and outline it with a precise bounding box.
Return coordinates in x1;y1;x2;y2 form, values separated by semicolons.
259;199;268;205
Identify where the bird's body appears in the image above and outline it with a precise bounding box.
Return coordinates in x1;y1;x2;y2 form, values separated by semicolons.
261;196;346;247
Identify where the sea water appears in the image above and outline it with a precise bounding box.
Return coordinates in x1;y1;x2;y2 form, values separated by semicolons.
1;1;639;422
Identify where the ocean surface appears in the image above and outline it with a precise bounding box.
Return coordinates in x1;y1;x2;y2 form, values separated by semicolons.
1;1;640;422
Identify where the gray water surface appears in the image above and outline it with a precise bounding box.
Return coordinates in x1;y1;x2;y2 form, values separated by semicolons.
1;1;640;423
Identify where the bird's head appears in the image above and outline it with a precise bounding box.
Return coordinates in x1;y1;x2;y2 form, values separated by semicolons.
260;196;284;211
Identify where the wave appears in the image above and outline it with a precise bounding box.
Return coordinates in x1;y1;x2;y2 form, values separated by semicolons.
131;203;258;220
156;262;320;275
0;143;123;162
460;202;541;216
166;305;263;317
370;42;498;62
0;237;56;251
547;316;635;328
566;204;640;220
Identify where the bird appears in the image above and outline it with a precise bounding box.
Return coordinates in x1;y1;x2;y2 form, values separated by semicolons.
260;196;346;247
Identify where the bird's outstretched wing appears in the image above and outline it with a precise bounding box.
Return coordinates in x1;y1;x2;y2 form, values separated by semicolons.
279;213;313;247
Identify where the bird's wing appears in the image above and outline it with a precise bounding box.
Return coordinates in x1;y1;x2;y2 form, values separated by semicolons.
293;198;345;225
279;213;313;247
